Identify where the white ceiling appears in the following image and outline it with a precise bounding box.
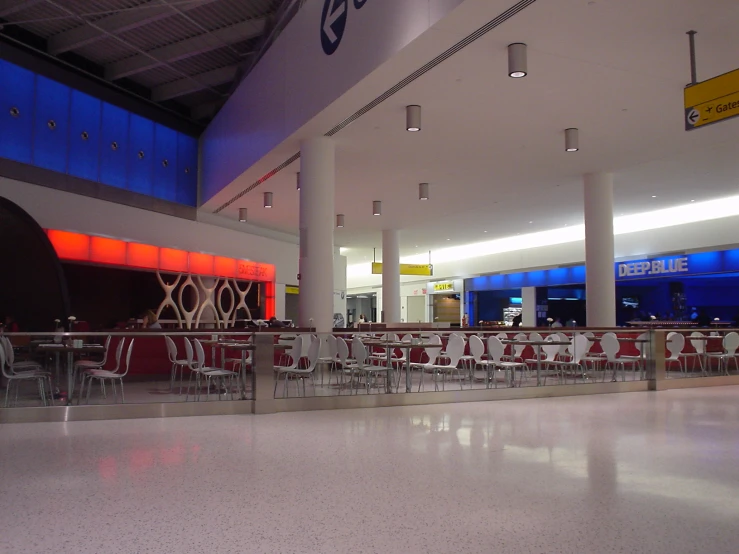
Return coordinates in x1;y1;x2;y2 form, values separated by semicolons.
204;0;739;265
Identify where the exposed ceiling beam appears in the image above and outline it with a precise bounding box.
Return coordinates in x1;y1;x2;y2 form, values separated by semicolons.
46;0;220;55
0;0;46;17
152;64;237;101
105;17;265;81
191;99;226;121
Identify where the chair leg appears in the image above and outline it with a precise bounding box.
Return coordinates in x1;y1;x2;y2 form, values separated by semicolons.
86;377;93;404
4;380;11;408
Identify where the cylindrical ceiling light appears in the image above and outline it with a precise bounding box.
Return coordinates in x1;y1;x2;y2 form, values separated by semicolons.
419;182;429;201
336;214;345;228
296;171;301;191
564;128;579;152
238;208;247;222
508;43;527;78
406;105;421;132
264;191;273;208
372;200;382;216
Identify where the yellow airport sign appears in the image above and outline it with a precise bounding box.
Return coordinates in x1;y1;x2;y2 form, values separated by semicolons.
371;262;433;276
285;285;300;295
433;282;454;292
684;67;739;130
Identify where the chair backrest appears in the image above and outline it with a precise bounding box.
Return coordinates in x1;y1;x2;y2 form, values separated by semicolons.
119;339;135;378
425;334;443;364
183;337;195;368
496;332;508;341
444;335;465;366
351;337;368;366
300;334;312;358
690;331;705;354
541;342;560;361
570;334;590;363
0;342;9;379
1;336;13;367
634;332;648;353
512;333;527;357
164;335;177;362
287;335;303;366
401;334;413;343
487;336;505;364
109;337;127;373
581;332;595;353
194;339;207;368
529;332;543;343
306;337;321;371
336;337;350;364
326;334;338;358
600;333;621;361
100;335;112;365
666;333;685;358
724;332;739;355
469;335;486;363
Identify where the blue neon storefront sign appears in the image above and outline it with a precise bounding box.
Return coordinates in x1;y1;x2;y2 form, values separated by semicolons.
465;248;739;291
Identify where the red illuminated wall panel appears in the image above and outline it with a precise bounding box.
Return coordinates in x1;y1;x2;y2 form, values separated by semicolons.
127;242;159;270
90;237;127;266
189;252;214;276
159;248;189;272
46;230;90;261
214;256;236;278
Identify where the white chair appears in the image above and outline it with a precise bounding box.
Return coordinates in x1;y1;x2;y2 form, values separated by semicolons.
193;339;239;401
543;334;589;384
684;331;706;373
505;332;527;363
426;334;466;391
486;335;527;387
358;338;393;394
1;342;53;407
705;332;739;375
523;332;544;367
335;336;359;392
2;336;44;373
411;335;443;392
77;337;126;403
273;336;304;397
164;335;190;393
81;339;134;404
601;334;639;382
618;332;648;378
665;333;685;373
275;336;320;397
468;335;494;385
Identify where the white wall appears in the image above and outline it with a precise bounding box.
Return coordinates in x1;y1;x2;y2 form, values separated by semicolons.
201;0;467;202
333;254;348;319
347;215;739;289
0;176;299;285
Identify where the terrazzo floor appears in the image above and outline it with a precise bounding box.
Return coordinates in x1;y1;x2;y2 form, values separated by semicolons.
2;387;739;553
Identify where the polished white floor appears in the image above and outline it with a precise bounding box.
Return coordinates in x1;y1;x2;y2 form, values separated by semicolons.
2;387;739;553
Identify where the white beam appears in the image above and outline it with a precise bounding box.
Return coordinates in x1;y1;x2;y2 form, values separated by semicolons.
105;17;265;81
46;0;219;55
0;0;45;17
152;65;237;101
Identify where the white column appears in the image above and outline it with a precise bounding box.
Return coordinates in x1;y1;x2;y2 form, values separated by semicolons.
298;137;335;332
584;172;616;327
382;229;401;323
521;287;537;327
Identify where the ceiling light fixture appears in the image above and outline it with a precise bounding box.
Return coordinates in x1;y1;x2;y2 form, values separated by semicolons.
508;43;527;78
336;214;345;228
264;192;273;208
419;182;429;200
373;201;382;216
652;195;657;198
238;208;247;222
565;128;579;152
296;171;301;191
406;105;421;132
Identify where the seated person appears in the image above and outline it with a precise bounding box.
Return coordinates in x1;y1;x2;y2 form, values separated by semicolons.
142;310;161;329
2;315;19;332
268;316;286;328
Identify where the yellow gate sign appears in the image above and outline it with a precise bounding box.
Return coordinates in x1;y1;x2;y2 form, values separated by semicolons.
371;263;433;276
685;67;739;130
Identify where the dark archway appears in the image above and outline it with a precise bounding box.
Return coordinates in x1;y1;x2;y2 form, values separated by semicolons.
0;196;71;331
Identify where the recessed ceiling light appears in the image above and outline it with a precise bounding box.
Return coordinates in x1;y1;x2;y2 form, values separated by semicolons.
690;199;695;202
529;221;533;224
484;231;488;233
652;195;657;198
446;238;451;241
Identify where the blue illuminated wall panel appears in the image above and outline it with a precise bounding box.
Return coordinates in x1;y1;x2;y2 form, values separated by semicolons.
177;133;198;206
99;103;129;190
33;76;71;173
0;60;35;164
128;114;154;196
68;91;101;182
0;58;198;207
153;124;178;202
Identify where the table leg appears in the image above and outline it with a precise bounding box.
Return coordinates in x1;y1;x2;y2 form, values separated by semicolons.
67;351;74;406
385;345;393;394
240;350;247;399
536;345;542;386
405;347;412;393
